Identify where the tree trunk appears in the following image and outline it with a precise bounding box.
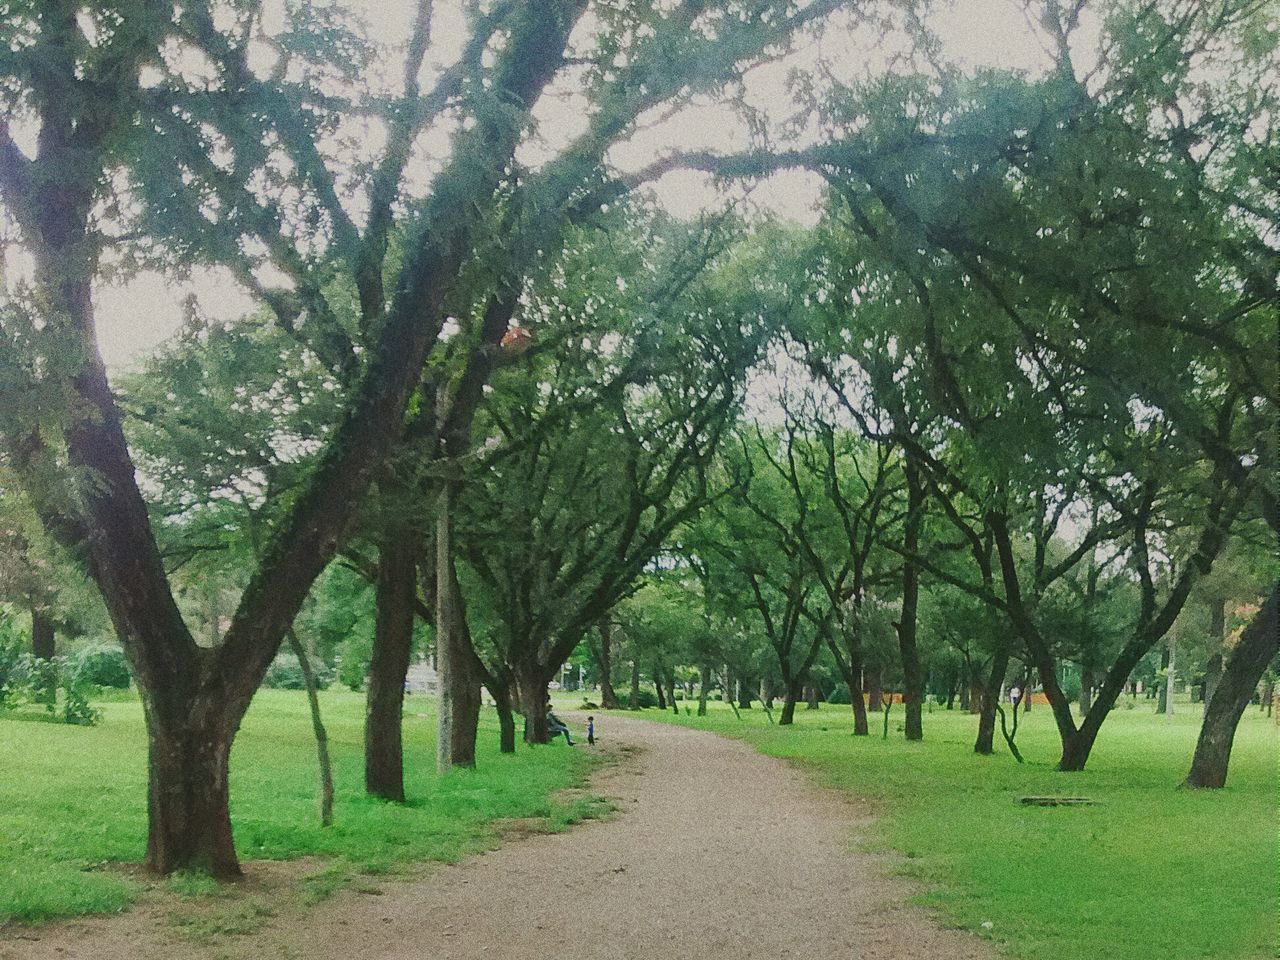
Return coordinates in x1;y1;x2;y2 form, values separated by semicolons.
698;664;710;716
1185;585;1278;788
493;679;517;754
805;683;819;709
667;673;678;715
596;621;620;709
1079;663;1094;716
287;629;334;827
975;649;1009;755
30;607;55;659
760;677;775;711
144;706;240;877
654;667;667;710
738;677;752;710
898;461;925;741
779;678;801;725
365;531;417;802
518;664;550;744
1157;643;1170;713
1164;631;1177;719
866;668;882;714
436;484;479;771
628;660;640;710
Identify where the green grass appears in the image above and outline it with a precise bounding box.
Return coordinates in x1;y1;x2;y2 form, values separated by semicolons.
640;696;1278;960
0;689;590;925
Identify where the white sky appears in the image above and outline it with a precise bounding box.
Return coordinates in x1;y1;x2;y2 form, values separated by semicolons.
55;0;1082;369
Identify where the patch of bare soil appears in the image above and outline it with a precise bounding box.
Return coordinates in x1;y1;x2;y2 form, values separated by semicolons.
1;717;991;960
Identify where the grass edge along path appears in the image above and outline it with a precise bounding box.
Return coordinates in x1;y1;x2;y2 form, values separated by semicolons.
626;698;1277;960
0;689;595;926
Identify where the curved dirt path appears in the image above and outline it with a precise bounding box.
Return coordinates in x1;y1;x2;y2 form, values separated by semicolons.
2;716;990;960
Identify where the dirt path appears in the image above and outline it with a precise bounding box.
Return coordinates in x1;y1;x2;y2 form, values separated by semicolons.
2;716;990;960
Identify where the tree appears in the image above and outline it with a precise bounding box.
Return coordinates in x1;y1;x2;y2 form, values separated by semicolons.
0;0;846;873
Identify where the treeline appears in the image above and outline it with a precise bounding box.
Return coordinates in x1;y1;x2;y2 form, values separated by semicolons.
0;0;1274;880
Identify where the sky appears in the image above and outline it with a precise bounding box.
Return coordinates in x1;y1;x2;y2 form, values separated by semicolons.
39;0;1087;370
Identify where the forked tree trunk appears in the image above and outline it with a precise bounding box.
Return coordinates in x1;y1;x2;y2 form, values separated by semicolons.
145;704;240;877
1185;586;1278;789
365;532;418;802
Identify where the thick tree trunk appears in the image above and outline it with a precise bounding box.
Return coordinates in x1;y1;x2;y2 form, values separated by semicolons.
628;660;641;710
779;678;801;725
596;621;620;709
739;678;752;710
365;531;417;802
145;707;240;877
698;664;711;716
975;649;1009;755
667;673;678;715
654;667;667;710
518;664;550;744
866;668;882;714
1185;585;1278;788
30;607;55;659
805;683;819;709
898;462;925;741
287;629;334;827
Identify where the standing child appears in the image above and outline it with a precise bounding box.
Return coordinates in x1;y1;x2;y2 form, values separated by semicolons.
587;716;595;745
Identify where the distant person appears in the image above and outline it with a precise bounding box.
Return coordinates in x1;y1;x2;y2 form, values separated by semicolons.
587;715;596;745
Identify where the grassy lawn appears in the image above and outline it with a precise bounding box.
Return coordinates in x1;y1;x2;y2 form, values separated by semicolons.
635;695;1278;960
0;689;590;925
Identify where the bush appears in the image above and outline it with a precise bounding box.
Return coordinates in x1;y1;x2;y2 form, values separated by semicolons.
264;654;334;691
74;645;132;689
827;683;852;705
61;664;101;726
628;688;658;709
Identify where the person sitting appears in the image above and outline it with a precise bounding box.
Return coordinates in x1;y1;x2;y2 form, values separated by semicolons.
547;706;575;745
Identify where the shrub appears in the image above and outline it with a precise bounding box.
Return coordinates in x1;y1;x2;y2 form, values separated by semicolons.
74;644;132;689
628;689;658;709
827;683;852;705
62;663;101;726
264;654;334;691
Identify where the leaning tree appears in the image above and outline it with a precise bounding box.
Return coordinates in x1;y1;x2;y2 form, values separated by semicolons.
0;0;853;874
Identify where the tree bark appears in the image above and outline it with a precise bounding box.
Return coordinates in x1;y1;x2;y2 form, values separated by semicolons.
144;705;240;878
667;673;678;715
1079;663;1094;715
595;620;620;709
436;482;479;771
866;668;882;714
654;666;667;710
628;660;641;710
1203;599;1226;706
738;677;752;710
365;530;417;802
1185;585;1278;788
517;663;551;744
698;664;711;716
779;678;801;725
974;648;1009;755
